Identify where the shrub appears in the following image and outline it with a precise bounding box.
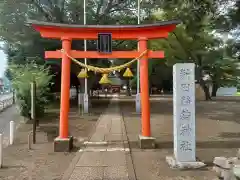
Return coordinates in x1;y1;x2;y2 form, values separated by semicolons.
9;62;53;118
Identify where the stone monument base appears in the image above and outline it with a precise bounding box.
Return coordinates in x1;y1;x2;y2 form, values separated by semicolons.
54;136;73;152
166;156;206;170
138;135;155;149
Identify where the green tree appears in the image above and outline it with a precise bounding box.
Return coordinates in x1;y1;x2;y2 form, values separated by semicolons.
1;0;239;99
9;62;53;118
148;1;240;100
0;0;141;91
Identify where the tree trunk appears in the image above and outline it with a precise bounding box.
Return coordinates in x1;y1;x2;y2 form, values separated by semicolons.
75;85;79;101
196;57;212;101
126;79;131;96
199;79;212;100
211;82;219;97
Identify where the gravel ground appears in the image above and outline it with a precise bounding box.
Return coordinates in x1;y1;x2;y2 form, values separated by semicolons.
1;95;240;180
0;98;110;180
120;96;240;180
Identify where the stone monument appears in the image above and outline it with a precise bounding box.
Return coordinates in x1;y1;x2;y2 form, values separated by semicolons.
166;63;206;169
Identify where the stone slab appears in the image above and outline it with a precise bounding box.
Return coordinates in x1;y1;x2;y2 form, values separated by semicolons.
166;156;206;170
107;142;124;149
105;133;123;142
76;152;106;167
213;166;236;180
104;166;128;180
69;167;104;180
138;135;155;149
213;156;238;169
95;125;111;132
103;151;126;166
53;136;73;152
125;153;137;180
90;133;105;142
96;124;111;132
110;124;122;134
233;165;240;180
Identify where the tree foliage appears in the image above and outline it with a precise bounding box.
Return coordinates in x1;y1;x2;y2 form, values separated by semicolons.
149;0;240;98
9;62;53;118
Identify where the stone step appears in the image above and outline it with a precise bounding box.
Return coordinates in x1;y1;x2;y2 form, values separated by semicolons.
79;147;130;152
83;141;108;145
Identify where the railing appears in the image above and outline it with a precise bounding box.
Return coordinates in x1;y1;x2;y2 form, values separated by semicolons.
0;94;14;112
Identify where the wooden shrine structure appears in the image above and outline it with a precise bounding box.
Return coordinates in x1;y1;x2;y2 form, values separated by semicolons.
29;20;180;151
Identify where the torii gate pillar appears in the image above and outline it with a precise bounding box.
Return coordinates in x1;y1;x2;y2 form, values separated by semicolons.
138;37;156;148
60;37;71;139
139;37;150;136
54;37;74;152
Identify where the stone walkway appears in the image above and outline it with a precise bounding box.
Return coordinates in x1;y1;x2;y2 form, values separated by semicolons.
63;96;136;180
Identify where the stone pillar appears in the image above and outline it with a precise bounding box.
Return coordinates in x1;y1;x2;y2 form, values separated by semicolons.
83;93;89;113
166;63;205;169
78;92;84;107
135;93;141;114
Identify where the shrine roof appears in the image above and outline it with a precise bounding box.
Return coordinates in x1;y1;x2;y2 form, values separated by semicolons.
28;19;181;40
28;19;180;29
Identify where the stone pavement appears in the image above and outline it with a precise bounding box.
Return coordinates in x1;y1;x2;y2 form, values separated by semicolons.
62;96;136;180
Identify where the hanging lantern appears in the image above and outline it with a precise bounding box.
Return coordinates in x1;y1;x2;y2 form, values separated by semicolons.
99;74;112;84
77;68;88;78
123;67;133;78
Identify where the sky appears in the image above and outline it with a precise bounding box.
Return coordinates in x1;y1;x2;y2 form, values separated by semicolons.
0;44;7;77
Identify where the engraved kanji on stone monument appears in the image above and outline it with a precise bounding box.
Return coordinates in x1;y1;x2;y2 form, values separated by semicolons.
179;140;192;151
180;108;191;121
179;124;192;136
180;96;192;105
181;83;191;92
173;63;196;162
179;68;191;81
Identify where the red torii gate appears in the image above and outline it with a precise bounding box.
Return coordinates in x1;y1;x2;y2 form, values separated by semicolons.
29;20;179;151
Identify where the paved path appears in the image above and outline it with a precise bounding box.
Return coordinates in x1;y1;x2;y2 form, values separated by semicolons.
0;105;20;147
0;93;19;147
63;95;136;180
